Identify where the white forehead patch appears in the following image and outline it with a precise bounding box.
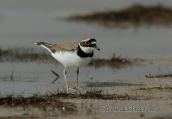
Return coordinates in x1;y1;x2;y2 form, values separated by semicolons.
91;41;97;44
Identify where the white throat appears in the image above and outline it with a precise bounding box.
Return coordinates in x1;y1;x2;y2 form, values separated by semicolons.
79;43;94;54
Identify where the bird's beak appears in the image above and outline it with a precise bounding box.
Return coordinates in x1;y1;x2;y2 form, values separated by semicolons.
94;46;100;51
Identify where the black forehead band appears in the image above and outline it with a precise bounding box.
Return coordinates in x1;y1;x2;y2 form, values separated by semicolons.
89;38;96;42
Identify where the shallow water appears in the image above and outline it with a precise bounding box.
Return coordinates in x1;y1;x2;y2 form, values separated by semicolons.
0;61;172;96
0;0;172;96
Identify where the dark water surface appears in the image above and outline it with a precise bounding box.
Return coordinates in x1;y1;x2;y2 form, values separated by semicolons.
0;0;172;96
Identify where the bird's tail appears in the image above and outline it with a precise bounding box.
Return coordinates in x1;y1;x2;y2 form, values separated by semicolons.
35;42;54;53
35;42;53;46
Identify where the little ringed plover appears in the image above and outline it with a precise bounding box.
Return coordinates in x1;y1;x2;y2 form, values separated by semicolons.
35;37;100;90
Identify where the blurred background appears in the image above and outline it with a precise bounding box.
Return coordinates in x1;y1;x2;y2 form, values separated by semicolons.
0;0;172;58
0;0;172;96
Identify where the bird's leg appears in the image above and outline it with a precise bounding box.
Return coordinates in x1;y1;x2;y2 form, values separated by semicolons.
63;68;69;90
63;68;74;91
76;68;79;89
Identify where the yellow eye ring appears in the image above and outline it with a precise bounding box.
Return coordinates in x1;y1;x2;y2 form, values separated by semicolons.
85;41;90;45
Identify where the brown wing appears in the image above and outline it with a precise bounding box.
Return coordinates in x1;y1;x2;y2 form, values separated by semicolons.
51;41;79;53
36;41;79;53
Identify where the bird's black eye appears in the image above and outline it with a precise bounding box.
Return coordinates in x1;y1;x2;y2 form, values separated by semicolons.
85;41;90;45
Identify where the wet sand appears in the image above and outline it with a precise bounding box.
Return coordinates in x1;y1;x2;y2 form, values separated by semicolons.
1;76;172;118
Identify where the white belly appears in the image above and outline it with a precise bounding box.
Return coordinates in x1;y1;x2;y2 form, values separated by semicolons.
51;51;93;68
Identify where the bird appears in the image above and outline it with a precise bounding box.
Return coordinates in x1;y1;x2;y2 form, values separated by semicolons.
35;37;100;90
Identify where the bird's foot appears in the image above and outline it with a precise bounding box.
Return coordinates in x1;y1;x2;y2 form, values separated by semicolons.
66;86;81;91
67;87;80;91
73;86;80;90
67;87;75;91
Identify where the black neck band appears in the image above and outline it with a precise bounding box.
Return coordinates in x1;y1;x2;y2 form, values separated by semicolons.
77;45;93;58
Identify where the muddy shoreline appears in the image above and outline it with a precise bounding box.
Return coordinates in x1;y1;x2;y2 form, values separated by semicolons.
1;76;172;118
